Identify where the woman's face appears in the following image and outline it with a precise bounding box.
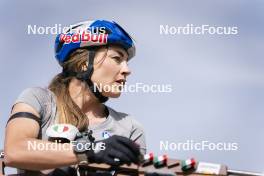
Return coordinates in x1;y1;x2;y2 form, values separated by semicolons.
91;45;131;98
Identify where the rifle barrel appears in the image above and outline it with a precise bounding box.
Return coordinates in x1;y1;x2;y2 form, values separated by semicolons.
228;169;264;176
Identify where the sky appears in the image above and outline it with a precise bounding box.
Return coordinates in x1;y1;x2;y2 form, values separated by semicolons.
0;0;264;174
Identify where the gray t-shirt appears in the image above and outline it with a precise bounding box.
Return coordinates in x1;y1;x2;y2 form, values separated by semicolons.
13;86;146;156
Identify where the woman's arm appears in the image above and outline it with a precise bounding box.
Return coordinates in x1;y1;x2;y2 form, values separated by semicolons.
4;103;79;170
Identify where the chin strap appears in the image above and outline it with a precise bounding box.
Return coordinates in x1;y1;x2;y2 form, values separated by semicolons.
62;48;109;103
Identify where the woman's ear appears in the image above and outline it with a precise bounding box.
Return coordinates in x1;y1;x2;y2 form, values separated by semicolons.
81;61;88;71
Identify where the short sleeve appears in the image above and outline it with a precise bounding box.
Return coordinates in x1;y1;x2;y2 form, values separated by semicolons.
12;87;51;119
130;118;147;155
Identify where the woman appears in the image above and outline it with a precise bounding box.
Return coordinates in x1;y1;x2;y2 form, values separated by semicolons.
4;20;146;175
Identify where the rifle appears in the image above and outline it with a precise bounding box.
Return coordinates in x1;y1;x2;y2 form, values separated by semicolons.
78;152;264;176
1;151;263;176
1;124;263;176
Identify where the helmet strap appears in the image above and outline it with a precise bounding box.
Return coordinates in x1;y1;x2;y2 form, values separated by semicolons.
62;48;109;103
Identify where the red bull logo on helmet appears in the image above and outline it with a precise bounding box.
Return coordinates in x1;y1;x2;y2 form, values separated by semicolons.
60;31;108;44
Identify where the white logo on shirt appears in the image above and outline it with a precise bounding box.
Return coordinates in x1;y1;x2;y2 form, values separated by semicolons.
102;131;111;139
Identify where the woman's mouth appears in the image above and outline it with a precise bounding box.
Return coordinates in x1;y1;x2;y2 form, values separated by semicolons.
115;79;126;85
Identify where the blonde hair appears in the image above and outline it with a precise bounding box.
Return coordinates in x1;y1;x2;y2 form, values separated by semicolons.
48;49;90;131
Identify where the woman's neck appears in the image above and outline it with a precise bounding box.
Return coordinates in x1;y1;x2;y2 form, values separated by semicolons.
68;78;107;120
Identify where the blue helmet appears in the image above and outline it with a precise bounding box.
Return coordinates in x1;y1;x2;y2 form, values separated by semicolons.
55;20;136;65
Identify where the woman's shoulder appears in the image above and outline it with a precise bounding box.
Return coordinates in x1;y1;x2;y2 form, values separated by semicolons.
17;87;54;100
14;87;55;113
19;86;51;95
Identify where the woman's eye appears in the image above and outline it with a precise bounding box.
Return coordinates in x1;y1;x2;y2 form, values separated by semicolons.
112;56;122;63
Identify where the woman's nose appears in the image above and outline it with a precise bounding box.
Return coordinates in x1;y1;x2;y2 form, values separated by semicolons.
121;62;131;76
